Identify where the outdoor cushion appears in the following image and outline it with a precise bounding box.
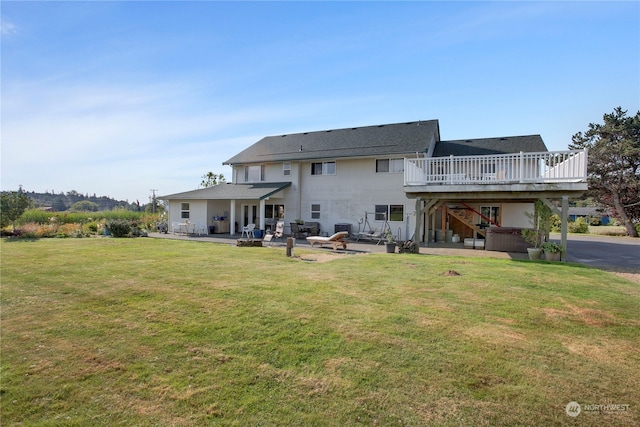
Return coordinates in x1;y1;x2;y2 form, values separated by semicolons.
306;231;349;250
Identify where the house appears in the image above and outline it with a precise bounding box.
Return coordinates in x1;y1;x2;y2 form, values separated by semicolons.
568;207;610;225
160;119;588;255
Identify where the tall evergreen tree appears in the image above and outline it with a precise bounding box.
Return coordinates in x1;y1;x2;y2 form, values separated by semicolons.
569;107;640;237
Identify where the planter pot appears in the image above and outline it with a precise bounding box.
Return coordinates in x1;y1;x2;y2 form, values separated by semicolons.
527;247;542;260
385;243;397;253
544;251;561;261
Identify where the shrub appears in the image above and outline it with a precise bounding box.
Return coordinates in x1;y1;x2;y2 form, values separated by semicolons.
588;216;602;226
106;219;131;237
568;217;589;233
15;222;57;238
140;213;164;230
84;221;99;234
56;223;85;238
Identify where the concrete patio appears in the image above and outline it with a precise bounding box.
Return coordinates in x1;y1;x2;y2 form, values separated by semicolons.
148;231;528;260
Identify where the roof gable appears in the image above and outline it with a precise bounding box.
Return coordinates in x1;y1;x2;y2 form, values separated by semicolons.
224;120;441;165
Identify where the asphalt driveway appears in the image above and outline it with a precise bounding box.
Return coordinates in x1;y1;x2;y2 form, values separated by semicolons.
560;234;640;273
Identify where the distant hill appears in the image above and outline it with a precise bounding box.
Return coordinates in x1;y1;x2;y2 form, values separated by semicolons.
20;190;140;212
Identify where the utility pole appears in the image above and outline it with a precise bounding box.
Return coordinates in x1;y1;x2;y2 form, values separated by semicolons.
149;189;158;214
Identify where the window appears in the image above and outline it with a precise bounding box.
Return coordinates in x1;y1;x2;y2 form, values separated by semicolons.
375;205;388;221
244;165;264;182
311;204;321;220
181;203;190;219
283;162;291;176
376;158;404;173
265;204;285;220
389;205;404;222
480;206;500;226
375;204;404;221
311;161;336;175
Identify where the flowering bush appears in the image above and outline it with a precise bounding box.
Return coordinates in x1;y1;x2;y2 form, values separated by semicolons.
56;223;85;238
15;223;57;238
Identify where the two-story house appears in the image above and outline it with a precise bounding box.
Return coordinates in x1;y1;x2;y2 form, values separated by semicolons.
160;119;587;253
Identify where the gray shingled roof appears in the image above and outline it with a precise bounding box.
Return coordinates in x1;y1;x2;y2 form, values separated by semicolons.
223;120;441;165
432;135;547;157
159;182;291;200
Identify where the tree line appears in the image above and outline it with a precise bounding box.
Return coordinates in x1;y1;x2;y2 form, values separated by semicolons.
14;189;140;212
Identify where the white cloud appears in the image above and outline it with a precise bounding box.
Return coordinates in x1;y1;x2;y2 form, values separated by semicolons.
0;18;17;35
1;76;377;201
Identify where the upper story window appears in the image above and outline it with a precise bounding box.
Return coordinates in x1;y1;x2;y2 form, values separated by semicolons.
311;161;336;176
376;158;404;173
244;165;265;182
283;162;291;176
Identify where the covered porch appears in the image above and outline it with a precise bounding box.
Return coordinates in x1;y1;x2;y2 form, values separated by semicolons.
160;182;291;236
407;188;587;260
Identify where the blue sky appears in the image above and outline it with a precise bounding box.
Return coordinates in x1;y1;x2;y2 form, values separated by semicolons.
2;1;638;203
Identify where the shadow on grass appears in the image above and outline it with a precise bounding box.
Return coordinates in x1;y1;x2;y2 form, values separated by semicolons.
2;237;42;243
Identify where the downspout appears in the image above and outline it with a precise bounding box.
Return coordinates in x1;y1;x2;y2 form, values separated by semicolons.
414;198;422;248
296;161;302;221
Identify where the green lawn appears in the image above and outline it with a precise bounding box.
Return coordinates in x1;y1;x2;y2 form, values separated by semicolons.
1;238;638;426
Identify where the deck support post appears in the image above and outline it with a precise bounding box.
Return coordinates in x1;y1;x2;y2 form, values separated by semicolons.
561;196;569;261
414;198;423;247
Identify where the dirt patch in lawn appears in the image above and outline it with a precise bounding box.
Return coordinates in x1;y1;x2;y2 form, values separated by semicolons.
614;272;640;284
298;252;361;263
541;300;618;327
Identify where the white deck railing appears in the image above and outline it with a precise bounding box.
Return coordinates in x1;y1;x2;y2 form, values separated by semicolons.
404;149;588;186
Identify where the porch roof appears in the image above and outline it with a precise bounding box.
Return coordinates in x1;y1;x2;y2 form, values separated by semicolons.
159;182;291;201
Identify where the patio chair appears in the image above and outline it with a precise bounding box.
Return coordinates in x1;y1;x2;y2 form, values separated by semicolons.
195;223;207;236
306;222;320;236
264;221;285;245
241;223;255;239
272;221;285;244
290;222;305;238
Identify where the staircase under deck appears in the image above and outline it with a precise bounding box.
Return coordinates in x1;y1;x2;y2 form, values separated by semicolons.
405;182;588;260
